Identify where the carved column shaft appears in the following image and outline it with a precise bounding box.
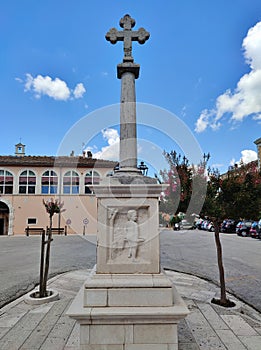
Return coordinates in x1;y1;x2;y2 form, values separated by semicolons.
120;71;137;169
117;63;140;172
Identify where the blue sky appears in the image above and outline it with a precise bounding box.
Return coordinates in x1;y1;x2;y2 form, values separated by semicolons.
1;0;261;175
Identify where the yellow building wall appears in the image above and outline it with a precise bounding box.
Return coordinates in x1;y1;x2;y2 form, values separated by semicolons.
4;194;98;235
0;164;113;235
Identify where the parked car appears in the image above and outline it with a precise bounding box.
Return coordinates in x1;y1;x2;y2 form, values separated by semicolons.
258;219;261;238
173;222;181;230
236;220;253;237
250;221;260;239
220;219;237;233
194;218;203;229
200;219;210;230
169;215;181;230
207;221;215;232
180;219;194;230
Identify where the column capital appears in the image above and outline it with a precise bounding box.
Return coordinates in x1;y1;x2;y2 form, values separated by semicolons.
117;62;140;79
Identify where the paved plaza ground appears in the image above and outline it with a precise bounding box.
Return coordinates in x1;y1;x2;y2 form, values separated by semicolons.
0;269;260;350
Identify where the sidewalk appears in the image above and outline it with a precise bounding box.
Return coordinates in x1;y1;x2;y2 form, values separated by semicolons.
0;269;260;350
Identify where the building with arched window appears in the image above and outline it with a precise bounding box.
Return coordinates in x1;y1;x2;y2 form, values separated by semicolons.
85;170;100;194
63;170;80;194
41;170;58;194
0;170;13;194
0;146;117;235
19;170;36;194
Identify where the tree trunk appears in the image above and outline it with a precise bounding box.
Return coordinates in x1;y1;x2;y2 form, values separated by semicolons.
39;230;46;297
42;215;53;297
213;219;227;305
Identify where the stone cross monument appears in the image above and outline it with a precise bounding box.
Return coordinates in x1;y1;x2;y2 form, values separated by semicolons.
106;14;150;172
68;14;188;349
105;14;150;62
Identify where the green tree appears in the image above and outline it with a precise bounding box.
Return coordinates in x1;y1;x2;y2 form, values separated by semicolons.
160;151;234;307
200;169;231;306
159;151;208;220
220;161;261;220
201;161;261;306
160;153;260;307
160;151;193;215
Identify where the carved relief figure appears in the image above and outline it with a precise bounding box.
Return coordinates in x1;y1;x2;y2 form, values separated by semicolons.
125;209;144;260
107;207;147;262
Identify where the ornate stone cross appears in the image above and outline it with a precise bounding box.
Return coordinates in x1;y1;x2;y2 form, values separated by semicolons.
106;14;150;62
105;14;150;171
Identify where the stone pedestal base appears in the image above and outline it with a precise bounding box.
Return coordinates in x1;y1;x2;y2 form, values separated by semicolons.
68;179;189;348
67;269;189;349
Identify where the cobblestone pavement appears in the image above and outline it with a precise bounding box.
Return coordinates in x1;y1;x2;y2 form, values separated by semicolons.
0;269;260;349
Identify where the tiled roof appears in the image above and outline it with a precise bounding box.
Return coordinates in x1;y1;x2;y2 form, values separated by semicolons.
0;155;118;168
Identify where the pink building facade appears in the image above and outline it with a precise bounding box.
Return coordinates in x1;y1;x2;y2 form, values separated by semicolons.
0;144;116;235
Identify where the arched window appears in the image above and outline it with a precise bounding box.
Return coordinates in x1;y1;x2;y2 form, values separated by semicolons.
19;170;36;194
85;170;100;194
41;170;58;194
0;170;13;194
63;170;79;194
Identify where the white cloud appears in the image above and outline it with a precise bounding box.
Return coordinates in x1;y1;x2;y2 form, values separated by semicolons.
230;150;257;166
195;21;261;132
88;128;120;161
102;129;119;146
88;128;143;161
240;149;257;164
24;74;70;100
73;83;86;99
195;109;212;133
216;70;261;122
21;74;86;101
243;21;261;70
